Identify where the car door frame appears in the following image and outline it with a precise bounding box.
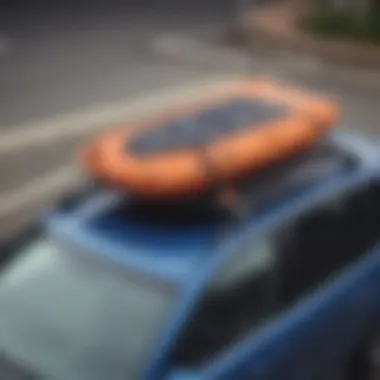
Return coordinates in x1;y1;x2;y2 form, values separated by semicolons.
143;149;378;380
199;169;380;380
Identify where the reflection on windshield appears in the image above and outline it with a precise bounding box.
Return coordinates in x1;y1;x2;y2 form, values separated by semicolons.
211;237;276;289
0;238;175;380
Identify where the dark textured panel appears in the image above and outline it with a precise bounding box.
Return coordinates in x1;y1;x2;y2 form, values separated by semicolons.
129;99;288;156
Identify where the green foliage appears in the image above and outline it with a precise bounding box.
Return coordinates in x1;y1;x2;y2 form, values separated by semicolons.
299;8;380;44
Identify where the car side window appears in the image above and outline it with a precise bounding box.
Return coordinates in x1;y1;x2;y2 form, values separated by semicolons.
277;179;380;308
171;233;280;366
171;179;380;369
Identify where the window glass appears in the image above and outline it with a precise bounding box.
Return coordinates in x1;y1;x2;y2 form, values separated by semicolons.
0;238;177;380
173;179;380;368
278;180;380;307
172;234;279;366
211;237;276;289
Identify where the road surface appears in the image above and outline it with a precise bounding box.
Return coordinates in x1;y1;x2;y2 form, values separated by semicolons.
2;2;380;238
0;1;249;238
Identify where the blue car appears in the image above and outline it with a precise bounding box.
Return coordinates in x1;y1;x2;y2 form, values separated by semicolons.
2;130;380;380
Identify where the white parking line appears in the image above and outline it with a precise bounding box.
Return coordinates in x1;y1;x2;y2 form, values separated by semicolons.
0;165;81;217
0;75;244;155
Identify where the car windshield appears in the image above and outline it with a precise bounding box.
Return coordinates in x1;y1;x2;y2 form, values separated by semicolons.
0;236;177;380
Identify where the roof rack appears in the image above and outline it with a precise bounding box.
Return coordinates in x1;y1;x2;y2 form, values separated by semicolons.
106;139;355;232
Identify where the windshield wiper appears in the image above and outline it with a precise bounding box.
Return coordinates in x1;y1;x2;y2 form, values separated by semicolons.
0;350;45;380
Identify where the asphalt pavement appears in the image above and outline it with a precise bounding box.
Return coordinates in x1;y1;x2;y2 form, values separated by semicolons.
0;1;249;238
2;2;380;239
0;2;237;128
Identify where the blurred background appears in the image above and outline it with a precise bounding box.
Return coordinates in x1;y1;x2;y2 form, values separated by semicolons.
1;0;380;240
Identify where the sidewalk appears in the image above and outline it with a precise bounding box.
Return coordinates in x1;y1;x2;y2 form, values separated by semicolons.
243;2;380;68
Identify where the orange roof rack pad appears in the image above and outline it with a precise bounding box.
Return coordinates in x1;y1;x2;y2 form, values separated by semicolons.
81;80;339;200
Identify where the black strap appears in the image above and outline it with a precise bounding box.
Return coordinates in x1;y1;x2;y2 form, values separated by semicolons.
195;146;254;236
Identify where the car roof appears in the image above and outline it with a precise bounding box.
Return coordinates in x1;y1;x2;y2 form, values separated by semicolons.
45;130;380;285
